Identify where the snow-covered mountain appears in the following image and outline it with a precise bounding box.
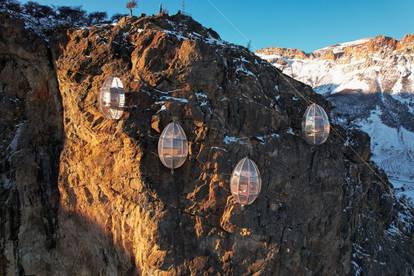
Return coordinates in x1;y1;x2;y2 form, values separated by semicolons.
256;35;414;200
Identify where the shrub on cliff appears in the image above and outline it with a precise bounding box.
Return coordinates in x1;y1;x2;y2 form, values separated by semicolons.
87;11;108;25
0;0;22;12
23;1;55;20
0;0;123;37
111;13;128;22
56;6;87;27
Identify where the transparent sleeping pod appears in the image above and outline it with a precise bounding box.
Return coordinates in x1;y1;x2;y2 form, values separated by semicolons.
230;157;262;206
99;76;126;120
158;122;189;171
301;103;330;145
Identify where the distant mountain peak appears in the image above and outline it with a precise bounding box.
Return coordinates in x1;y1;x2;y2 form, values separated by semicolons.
257;34;414;63
256;34;414;201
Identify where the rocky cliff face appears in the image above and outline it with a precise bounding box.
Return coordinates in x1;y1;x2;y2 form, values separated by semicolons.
257;35;414;202
1;12;414;275
0;13;63;275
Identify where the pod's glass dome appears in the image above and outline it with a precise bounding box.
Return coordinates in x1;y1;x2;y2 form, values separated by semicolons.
230;157;262;206
302;103;330;145
158;122;188;170
99;76;125;120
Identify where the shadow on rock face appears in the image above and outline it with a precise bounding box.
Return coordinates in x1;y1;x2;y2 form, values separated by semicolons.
0;13;64;275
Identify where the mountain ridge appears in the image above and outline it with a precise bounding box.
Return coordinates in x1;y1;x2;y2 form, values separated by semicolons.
257;34;414;60
257;35;414;202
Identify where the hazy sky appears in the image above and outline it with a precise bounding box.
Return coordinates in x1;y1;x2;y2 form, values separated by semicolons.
20;0;414;52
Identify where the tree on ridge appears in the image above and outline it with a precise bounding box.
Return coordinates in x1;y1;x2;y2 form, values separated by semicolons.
126;0;137;16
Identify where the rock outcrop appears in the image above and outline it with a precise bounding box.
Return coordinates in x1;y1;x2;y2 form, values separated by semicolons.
1;12;414;275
